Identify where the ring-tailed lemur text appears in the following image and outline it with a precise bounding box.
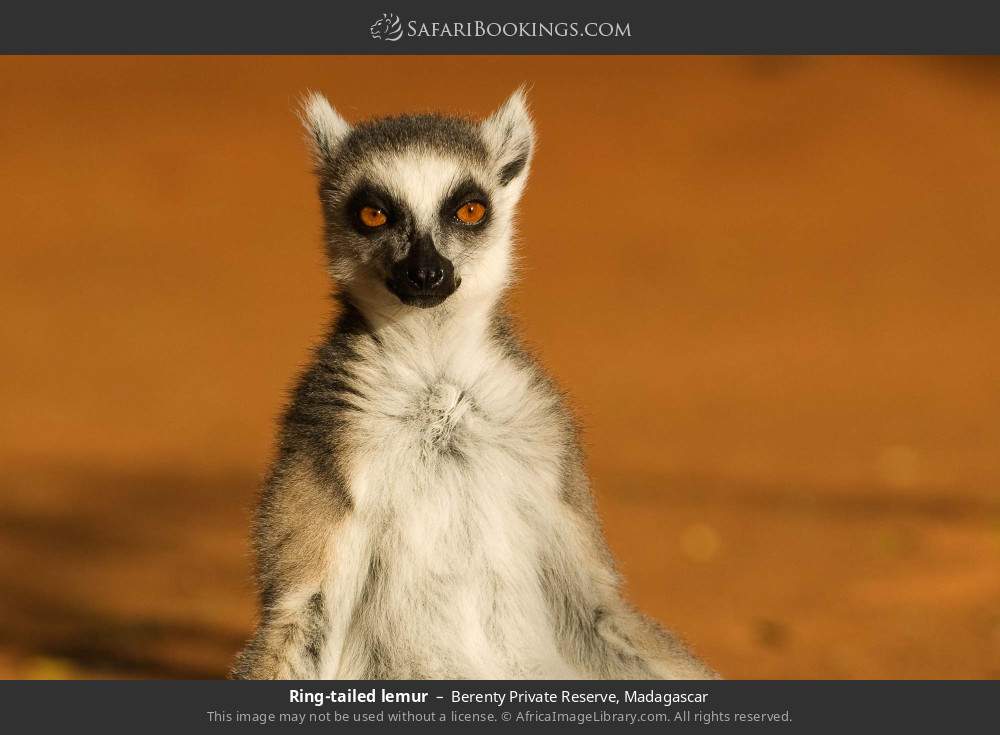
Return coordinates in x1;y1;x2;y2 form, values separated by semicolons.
231;88;716;680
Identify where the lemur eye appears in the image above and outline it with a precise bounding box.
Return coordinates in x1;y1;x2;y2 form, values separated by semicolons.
455;201;487;225
359;206;388;228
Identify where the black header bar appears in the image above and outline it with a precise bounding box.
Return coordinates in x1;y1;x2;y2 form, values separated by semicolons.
2;1;1000;54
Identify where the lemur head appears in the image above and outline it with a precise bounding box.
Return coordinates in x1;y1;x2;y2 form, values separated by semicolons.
301;88;534;313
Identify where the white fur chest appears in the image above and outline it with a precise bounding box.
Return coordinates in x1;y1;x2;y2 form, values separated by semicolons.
324;312;578;678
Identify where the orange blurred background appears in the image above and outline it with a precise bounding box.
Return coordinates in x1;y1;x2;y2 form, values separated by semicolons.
1;56;998;679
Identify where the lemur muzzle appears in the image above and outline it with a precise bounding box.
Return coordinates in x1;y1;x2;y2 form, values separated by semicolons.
387;234;457;307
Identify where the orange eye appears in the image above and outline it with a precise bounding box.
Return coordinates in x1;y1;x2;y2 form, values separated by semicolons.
455;201;486;225
359;206;387;228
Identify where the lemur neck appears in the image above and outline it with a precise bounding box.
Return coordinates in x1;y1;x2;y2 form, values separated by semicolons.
337;289;503;362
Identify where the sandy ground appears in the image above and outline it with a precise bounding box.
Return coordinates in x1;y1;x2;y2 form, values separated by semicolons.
0;56;998;678
1;463;997;679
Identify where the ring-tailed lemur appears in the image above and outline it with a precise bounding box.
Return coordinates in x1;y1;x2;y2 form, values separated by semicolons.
232;88;716;680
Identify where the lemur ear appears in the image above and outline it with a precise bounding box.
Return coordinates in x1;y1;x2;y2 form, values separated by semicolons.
299;91;352;165
481;86;535;187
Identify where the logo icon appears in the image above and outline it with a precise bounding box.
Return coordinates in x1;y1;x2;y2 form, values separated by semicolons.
370;13;403;42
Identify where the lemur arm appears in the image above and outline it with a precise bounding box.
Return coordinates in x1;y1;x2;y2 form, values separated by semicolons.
230;457;351;679
546;462;719;680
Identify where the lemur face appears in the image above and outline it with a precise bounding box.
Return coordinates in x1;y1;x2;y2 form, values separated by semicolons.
341;150;494;308
302;89;534;311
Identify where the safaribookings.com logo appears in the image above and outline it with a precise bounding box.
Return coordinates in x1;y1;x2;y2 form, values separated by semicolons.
369;13;631;42
370;13;404;41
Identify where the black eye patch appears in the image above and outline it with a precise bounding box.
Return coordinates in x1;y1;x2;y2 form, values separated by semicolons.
345;184;403;234
440;177;490;224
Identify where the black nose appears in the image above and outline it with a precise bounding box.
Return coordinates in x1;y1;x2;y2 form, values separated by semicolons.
406;264;445;290
387;234;458;308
